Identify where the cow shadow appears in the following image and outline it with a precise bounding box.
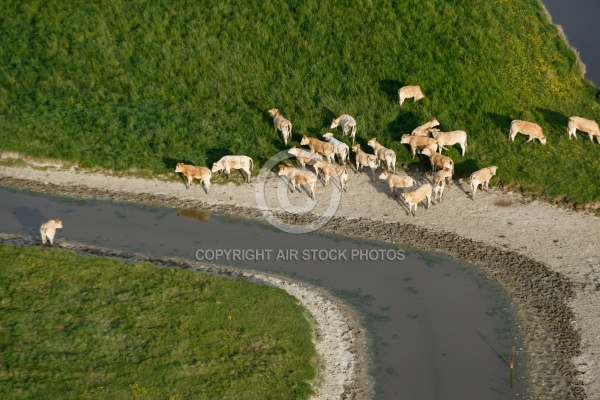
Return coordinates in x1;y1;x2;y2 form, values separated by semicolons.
484;112;513;132
243;99;274;126
387;112;422;141
163;156;196;171
13;207;49;241
379;79;401;104
320;107;337;130
536;107;568;132
206;148;231;166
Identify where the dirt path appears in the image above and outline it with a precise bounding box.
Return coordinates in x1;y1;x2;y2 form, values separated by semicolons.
0;154;598;399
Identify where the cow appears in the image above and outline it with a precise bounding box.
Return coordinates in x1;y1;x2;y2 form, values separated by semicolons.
378;170;416;198
400;183;433;216
400;134;438;159
300;135;335;164
40;219;63;246
322;132;350;164
398;85;425;106
421;147;454;174
277;165;318;200
313;160;349;191
509;120;547;145
351;144;378;181
431;167;453;203
175;163;212;193
470;166;498;199
567;116;600;143
367;138;397;172
288;146;324;171
268;108;293;145
429;129;468;156
411;118;440;137
211;155;253;183
331;114;357;144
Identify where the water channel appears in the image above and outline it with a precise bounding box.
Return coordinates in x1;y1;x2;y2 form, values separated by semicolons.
543;0;600;87
0;186;526;399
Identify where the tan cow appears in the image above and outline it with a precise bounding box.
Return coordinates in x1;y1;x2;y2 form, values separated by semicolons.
400;183;432;216
40;219;63;245
470;166;498;199
175;163;212;193
367;138;397;172
431;167;453;203
300;135;335;163
287;146;324;172
351;144;378;181
568;116;600;143
400;134;438;159
429;129;468;156
398;85;425;106
313;160;349;191
268;108;293;145
331;114;357;144
322;132;349;164
378;170;416;198
509;120;547;145
277;165;318;200
211;155;253;183
411;118;440;137
421;147;454;174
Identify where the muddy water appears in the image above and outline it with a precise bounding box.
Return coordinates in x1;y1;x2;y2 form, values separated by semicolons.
0;186;525;399
543;0;600;86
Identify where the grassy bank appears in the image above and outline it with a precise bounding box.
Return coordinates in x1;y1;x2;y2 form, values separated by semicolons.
0;0;599;203
0;245;317;399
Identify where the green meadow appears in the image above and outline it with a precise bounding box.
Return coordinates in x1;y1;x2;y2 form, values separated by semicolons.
1;0;599;203
0;0;600;203
0;245;317;399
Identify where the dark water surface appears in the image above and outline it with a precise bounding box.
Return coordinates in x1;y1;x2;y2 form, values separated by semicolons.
543;0;600;86
0;186;526;399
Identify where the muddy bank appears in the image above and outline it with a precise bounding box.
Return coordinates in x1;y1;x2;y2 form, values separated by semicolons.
0;173;586;399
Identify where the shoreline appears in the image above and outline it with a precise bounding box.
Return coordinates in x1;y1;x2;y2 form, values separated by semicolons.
0;157;598;399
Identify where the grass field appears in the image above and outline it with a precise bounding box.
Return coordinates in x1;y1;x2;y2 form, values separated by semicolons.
0;245;317;399
0;0;599;204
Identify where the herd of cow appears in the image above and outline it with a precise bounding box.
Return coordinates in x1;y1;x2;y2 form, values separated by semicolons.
175;85;600;216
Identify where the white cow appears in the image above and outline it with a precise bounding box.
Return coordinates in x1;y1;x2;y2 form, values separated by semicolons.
568;116;600;143
331;114;357;144
211;155;253;183
398;85;425;106
40;219;63;245
322;132;349;164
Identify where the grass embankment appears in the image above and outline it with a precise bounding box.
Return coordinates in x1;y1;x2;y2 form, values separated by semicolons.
0;245;317;399
0;0;599;204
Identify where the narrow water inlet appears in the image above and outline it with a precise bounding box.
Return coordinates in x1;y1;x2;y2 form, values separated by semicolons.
0;186;527;399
